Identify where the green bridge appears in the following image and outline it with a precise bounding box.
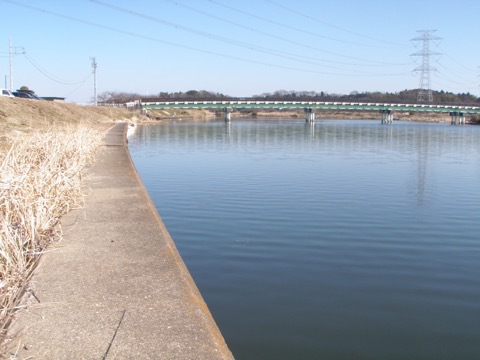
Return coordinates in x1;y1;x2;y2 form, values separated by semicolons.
141;100;480;124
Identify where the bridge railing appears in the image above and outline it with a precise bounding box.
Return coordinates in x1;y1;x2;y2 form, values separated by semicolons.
140;100;480;114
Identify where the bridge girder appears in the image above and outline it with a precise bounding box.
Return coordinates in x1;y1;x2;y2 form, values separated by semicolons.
141;101;480;114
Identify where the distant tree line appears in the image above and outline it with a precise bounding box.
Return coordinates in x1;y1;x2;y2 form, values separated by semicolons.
254;89;480;105
97;90;229;104
97;89;480;106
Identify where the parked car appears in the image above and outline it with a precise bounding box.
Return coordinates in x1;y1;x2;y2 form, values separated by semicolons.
1;88;15;97
26;93;43;100
16;88;43;100
13;91;35;99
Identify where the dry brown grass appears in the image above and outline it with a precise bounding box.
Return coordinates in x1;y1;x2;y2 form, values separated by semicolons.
0;127;104;346
0;98;141;354
0;97;139;148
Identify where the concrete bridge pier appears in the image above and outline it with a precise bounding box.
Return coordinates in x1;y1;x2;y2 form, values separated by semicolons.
380;109;393;124
450;111;465;125
224;107;232;122
304;107;315;122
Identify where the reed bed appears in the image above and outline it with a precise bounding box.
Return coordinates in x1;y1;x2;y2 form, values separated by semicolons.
0;126;104;344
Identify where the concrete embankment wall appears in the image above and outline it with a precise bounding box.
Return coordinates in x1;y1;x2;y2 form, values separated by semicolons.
8;123;234;359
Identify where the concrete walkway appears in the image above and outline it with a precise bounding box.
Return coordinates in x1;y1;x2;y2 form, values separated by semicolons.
8;123;234;359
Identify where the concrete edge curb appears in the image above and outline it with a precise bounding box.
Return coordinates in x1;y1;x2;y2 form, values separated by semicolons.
119;123;234;358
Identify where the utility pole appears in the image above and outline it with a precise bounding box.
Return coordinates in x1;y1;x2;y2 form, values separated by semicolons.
411;30;441;103
9;37;13;91
8;37;25;92
91;56;98;106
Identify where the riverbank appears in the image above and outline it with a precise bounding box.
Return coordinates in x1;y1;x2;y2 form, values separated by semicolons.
3;123;233;358
0;97;140;152
0;126;105;339
1;98;232;358
0;98;139;355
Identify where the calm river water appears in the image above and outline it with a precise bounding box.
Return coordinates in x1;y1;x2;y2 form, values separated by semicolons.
128;119;480;360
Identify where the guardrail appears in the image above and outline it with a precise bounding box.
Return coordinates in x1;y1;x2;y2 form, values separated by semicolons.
140;100;480;114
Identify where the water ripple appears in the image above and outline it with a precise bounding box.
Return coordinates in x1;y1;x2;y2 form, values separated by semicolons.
130;120;480;360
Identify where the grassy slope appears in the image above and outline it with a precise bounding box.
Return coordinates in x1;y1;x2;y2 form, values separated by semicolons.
0;97;139;151
0;98;142;353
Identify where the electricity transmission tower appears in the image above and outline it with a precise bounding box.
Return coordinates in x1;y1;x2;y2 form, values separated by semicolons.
411;30;441;103
91;56;98;106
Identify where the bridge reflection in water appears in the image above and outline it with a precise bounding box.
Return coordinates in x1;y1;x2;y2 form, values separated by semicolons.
135;118;476;151
135;119;478;206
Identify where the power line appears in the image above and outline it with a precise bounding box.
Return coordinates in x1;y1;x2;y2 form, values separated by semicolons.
2;0;407;78
434;76;478;93
439;49;476;73
264;0;407;47
90;0;404;67
23;52;91;85
63;73;92;99
164;0;408;67
437;63;476;86
170;0;388;49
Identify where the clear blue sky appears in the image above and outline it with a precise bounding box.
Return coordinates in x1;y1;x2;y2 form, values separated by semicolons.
1;0;479;103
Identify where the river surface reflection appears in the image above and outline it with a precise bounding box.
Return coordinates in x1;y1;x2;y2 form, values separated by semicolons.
129;119;480;360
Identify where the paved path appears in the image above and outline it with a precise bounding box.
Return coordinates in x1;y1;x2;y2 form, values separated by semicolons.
8;123;234;359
